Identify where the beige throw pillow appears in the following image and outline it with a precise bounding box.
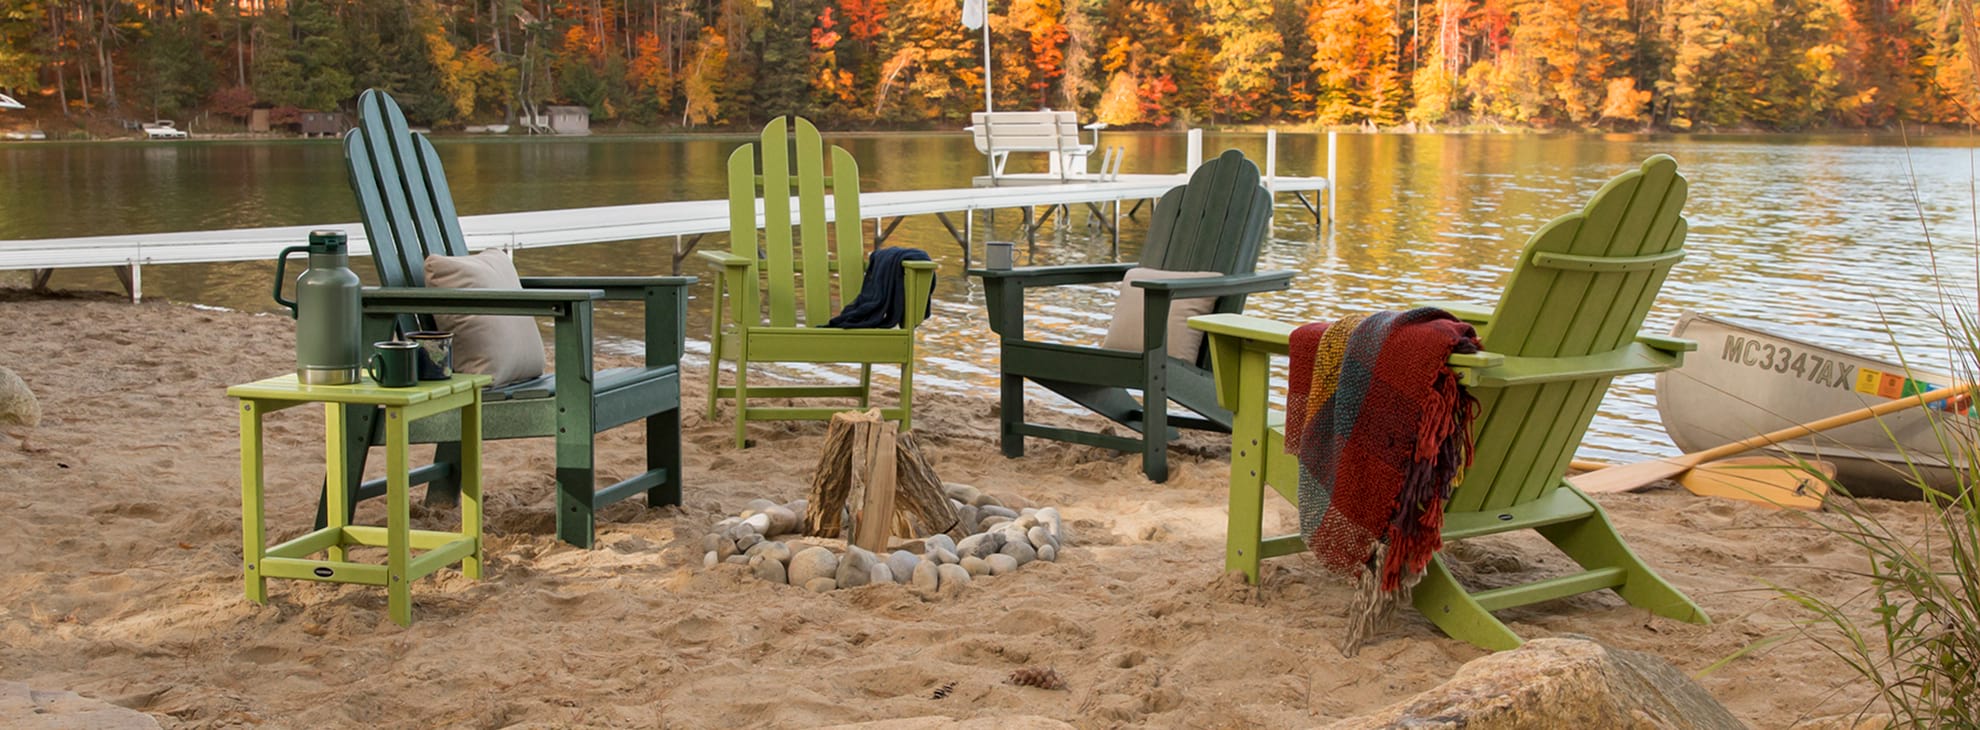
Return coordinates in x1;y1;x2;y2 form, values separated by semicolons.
1100;267;1223;363
422;250;547;387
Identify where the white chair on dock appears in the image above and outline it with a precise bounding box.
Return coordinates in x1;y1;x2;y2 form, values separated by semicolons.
968;110;1117;183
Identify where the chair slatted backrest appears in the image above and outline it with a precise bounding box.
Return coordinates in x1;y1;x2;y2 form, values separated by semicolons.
1139;149;1274;340
728;116;865;328
345;89;472;333
1451;155;1689;513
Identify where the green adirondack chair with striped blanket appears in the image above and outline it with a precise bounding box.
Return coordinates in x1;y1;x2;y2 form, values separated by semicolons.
334;89;694;549
1189;155;1709;650
700;116;937;447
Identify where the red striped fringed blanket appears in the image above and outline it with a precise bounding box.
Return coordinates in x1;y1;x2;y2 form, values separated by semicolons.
1285;308;1481;656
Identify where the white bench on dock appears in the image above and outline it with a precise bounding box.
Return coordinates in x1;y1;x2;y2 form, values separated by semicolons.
968;110;1098;181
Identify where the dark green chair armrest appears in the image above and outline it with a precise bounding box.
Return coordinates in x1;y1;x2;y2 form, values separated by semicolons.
1133;271;1295;298
519;275;696;300
360;286;602;318
969;263;1136;288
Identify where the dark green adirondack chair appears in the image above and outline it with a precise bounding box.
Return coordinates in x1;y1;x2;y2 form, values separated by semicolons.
971;149;1293;482
1190;155;1708;650
700;116;937;448
332;89;694;548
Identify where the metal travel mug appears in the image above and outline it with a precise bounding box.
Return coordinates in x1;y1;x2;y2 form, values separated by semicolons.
408;331;454;380
985;241;1015;270
366;341;419;387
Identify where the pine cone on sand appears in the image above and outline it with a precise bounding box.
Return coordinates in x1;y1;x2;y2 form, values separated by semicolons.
0;366;41;452
1006;666;1067;690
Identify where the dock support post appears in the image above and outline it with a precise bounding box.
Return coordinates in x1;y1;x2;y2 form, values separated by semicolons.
1111;199;1121;260
1327;130;1338;232
1186;129;1203;173
114;261;142;303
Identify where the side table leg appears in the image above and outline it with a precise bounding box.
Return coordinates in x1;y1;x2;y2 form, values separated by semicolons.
240;400;267;604
385;406;412;627
461;389;483;580
323;402;350;563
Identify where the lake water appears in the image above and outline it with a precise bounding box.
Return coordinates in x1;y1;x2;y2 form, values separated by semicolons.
7;131;1980;462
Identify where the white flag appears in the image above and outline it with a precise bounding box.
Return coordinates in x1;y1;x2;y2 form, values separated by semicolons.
961;0;985;30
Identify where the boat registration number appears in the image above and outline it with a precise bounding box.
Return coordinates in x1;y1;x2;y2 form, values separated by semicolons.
1720;334;1857;390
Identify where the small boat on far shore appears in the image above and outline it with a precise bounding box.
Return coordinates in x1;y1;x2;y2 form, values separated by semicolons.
1655;312;1975;499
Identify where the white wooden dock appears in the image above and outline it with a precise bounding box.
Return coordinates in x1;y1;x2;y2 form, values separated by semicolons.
1;171;1330;301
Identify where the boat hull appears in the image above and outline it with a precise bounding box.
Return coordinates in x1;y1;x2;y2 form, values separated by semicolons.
1655;313;1974;499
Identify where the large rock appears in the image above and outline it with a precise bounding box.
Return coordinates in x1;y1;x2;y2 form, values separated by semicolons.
1325;637;1744;730
787;547;840;587
0;681;160;729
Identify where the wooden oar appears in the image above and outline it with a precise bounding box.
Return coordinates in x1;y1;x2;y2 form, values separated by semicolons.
1570;456;1836;510
1570;384;1972;494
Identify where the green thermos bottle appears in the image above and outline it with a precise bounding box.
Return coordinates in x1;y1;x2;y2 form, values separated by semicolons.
273;230;363;385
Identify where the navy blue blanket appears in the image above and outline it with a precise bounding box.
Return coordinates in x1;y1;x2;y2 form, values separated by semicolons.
827;247;934;329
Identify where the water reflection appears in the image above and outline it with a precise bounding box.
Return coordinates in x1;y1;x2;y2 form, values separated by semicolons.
7;132;1980;461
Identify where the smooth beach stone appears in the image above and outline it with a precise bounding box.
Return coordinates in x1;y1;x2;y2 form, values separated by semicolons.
870;564;893;585
932;548;960;565
714;537;740;561
1014;515;1040;531
979;515;1013;531
956;505;980;534
1027;526;1054;550
735;533;763;552
804;577;837;593
986;553;1019;576
1038;544;1057;562
912;559;941;592
726;522;759;541
744;498;779;514
784;499;809;518
703;551;719;569
938;561;978;597
837;546;878;588
751;555;788;584
980;505;1019;521
723;555;750;565
955;534;986;556
714;516;742;531
924;534;958;556
1037;507;1066;542
887;551;920;583
943;483;982;504
960;555;990;577
745;540;792;565
968;492;1003;509
701;533;729;554
788;547;840;586
741;512;773;535
1000;539;1037;566
762;505;799;536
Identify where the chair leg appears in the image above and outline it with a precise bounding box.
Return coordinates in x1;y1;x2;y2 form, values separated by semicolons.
646;408;683;508
734;361;750;449
859;363;873;410
1412;555;1525;651
1539;488;1710;625
424;441;464;506
896;359;914;432
1227;428;1269;584
1142;364;1169;483
705;346;723;420
1000;373;1025;458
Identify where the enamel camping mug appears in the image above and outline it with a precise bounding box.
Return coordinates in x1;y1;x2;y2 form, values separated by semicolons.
985;241;1016;270
366;341;419;388
408;331;454;381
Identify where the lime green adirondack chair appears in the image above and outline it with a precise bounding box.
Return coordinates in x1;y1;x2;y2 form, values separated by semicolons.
700;117;937;447
1190;155;1708;650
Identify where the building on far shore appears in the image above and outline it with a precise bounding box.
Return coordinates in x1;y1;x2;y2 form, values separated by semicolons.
300;111;350;138
523;105;590;136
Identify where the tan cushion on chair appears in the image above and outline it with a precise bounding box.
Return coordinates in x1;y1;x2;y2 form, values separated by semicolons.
1100;267;1223;363
422;250;547;387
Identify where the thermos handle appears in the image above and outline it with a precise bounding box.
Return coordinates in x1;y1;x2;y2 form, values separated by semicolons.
272;245;309;317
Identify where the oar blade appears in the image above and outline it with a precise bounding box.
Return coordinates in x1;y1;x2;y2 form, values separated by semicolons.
1678;457;1833;511
1568;458;1692;493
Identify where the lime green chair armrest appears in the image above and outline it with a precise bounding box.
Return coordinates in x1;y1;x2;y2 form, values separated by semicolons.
1635;333;1697;353
696;250;757;268
1451;341;1684;387
1133;271;1295;298
904;261;938;329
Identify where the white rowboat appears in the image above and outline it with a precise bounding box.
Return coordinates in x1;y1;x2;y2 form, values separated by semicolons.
1654;312;1975;499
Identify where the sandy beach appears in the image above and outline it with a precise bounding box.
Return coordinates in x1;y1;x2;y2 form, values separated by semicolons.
0;290;1929;727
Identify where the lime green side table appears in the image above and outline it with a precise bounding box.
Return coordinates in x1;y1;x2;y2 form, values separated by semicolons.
228;373;492;626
